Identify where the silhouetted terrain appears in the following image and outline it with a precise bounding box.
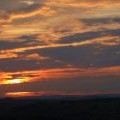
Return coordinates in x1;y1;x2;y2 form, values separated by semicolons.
0;95;120;120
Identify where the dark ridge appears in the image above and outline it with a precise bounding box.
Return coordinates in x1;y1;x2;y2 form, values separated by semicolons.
0;95;120;120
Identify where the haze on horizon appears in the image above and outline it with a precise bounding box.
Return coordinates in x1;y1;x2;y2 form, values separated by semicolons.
0;0;120;97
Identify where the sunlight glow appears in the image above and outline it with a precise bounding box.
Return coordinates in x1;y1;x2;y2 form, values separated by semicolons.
5;92;32;97
2;78;29;85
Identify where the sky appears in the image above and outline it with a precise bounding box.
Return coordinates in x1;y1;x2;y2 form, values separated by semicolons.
0;0;120;97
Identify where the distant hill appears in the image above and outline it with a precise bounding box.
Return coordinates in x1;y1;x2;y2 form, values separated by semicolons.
0;95;120;120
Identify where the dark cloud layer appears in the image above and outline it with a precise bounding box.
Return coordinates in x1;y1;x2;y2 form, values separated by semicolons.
58;29;120;44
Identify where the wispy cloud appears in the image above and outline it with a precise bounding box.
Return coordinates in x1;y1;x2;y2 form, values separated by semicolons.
0;66;120;85
0;0;120;97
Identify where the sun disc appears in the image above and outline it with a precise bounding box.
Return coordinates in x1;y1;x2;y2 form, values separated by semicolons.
3;77;28;85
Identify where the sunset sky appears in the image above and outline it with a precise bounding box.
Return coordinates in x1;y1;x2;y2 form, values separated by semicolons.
0;0;120;97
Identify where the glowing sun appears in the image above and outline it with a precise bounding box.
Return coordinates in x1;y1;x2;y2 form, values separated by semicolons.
3;78;28;85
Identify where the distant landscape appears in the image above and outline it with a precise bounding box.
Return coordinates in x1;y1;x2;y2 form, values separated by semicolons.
0;95;120;120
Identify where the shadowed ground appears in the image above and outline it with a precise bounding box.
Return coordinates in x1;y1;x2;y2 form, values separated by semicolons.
0;96;120;120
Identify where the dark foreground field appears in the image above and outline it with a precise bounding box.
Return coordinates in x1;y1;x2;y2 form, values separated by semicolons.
0;96;120;120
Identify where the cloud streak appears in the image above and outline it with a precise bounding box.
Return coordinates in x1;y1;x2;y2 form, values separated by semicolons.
0;0;120;97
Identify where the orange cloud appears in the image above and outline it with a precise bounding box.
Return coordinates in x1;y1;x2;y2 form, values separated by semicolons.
0;6;56;25
10;6;55;20
5;89;120;97
1;34;119;60
45;0;120;8
0;50;18;59
24;53;49;60
0;0;120;44
0;66;120;85
0;49;49;60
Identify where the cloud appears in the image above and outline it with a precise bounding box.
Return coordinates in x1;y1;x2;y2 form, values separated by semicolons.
58;29;120;44
1;75;120;97
21;0;35;5
23;53;49;60
0;0;120;97
0;66;120;85
4;89;120;97
0;0;120;39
